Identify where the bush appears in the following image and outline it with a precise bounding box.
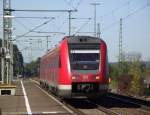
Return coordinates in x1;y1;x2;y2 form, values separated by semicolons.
143;88;150;96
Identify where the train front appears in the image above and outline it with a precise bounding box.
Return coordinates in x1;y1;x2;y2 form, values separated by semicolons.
68;36;109;98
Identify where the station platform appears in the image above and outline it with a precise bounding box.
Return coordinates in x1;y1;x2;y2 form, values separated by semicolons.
0;79;72;115
0;84;16;95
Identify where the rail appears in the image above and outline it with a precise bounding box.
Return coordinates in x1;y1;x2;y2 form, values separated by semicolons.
108;92;150;111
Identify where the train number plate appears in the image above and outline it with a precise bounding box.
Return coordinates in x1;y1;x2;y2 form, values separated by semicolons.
77;83;94;92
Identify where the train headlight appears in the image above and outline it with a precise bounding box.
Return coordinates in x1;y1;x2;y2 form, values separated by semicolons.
72;76;76;80
96;76;100;80
108;77;111;83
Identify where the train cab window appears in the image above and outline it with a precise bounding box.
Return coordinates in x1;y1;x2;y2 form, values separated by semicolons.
70;49;100;73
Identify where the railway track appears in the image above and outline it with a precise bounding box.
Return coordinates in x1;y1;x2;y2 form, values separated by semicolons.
65;98;121;115
32;78;115;114
31;79;150;115
89;93;150;115
108;93;150;108
32;79;115;115
35;81;86;115
107;93;150;114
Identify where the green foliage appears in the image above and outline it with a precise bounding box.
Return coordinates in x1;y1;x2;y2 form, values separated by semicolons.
24;58;40;77
143;88;150;96
128;57;142;96
0;39;24;77
109;79;118;89
109;64;120;80
143;67;150;76
109;53;149;96
0;38;1;46
13;44;24;76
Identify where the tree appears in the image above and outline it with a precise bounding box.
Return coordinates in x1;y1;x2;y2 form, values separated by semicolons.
109;64;120;89
0;39;24;77
24;57;40;77
127;52;142;96
13;44;24;76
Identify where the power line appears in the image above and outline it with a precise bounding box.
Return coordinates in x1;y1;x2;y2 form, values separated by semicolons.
57;19;68;31
14;16;55;19
73;18;92;35
122;1;150;20
63;0;76;10
32;31;65;35
75;0;83;10
14;17;55;34
14;18;30;30
4;9;77;12
17;35;50;38
14;18;55;40
102;2;150;32
5;8;77;36
98;0;134;20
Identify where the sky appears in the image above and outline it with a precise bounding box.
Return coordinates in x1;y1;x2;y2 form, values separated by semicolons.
0;0;150;63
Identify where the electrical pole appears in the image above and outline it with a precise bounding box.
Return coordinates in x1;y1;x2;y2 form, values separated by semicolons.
97;23;101;38
91;3;100;37
1;0;5;84
9;41;14;83
46;36;51;52
119;18;123;75
29;41;32;62
1;0;13;85
69;11;71;36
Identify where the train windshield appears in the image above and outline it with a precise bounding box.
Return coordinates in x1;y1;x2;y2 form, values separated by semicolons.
69;49;100;73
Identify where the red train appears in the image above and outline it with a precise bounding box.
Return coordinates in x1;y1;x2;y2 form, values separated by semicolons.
40;36;110;98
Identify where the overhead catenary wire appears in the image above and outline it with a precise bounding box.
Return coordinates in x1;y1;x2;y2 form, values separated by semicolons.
14;18;55;40
31;31;65;35
57;19;68;31
101;1;150;33
5;9;77;12
75;0;83;10
98;0;134;20
63;0;76;10
14;18;30;31
73;18;92;35
63;0;87;35
63;0;83;10
14;17;55;33
14;16;55;19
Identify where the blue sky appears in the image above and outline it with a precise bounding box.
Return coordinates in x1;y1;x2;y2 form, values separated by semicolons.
0;0;150;62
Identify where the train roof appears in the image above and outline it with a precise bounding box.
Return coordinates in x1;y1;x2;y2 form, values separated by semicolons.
66;36;100;39
41;36;105;59
64;36;103;44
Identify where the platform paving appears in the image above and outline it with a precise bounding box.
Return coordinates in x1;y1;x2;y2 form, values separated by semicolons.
0;79;72;115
